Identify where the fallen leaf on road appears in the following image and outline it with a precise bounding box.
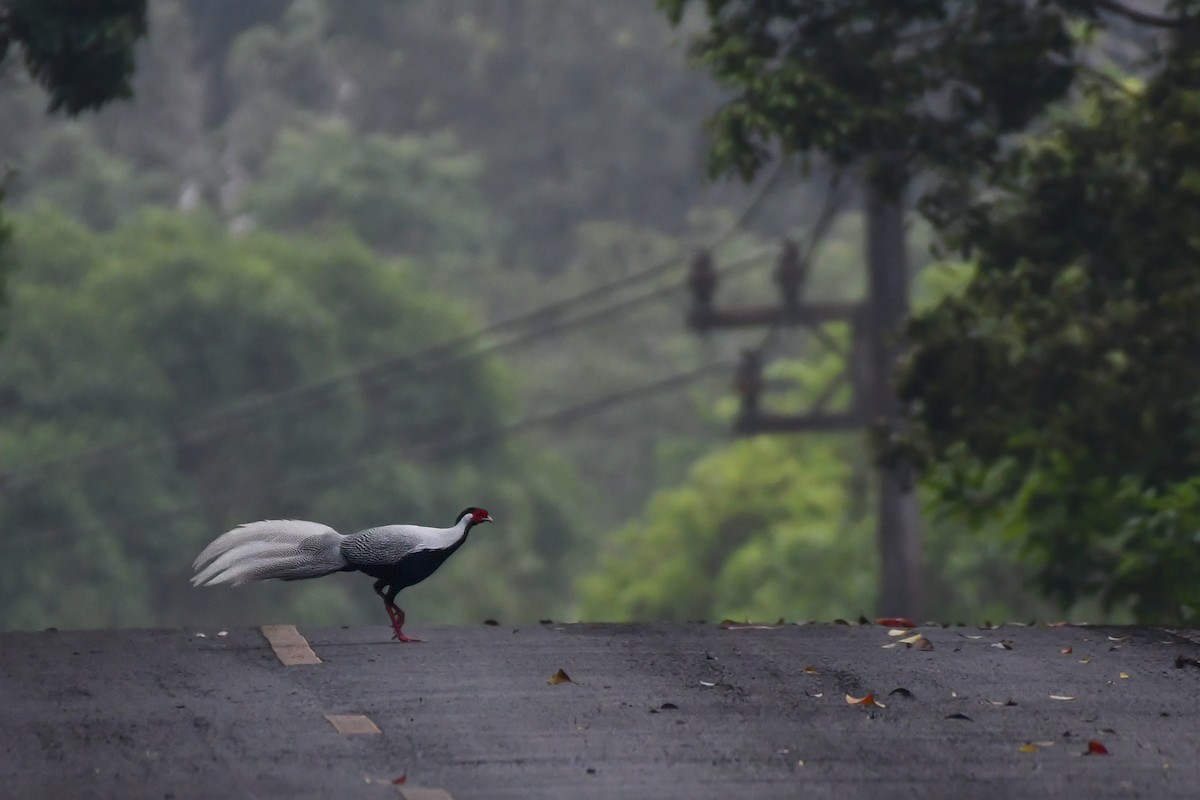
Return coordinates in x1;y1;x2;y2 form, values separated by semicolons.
983;698;1018;707
803;666;820;675
877;618;916;628
1019;744;1039;753
392;775;407;785
991;640;1014;650
700;680;717;687
1086;740;1109;755
548;669;573;685
945;713;973;721
1078;658;1092;664
1119;672;1130;679
889;629;911;637
1049;695;1076;701
1060;647;1073;655
888;687;914;698
1107;635;1131;643
845;693;884;708
897;633;935;650
1175;655;1200;669
961;634;985;640
805;690;823;698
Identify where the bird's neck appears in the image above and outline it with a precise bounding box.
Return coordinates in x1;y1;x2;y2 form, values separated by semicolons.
431;518;472;549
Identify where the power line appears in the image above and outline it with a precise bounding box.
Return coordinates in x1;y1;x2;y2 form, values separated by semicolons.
0;245;775;496
0;167;790;491
0;360;731;546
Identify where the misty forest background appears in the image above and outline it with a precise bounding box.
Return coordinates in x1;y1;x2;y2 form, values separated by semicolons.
1;0;1196;631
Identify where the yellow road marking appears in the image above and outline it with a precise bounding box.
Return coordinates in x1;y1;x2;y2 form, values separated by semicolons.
324;713;381;735
260;624;321;666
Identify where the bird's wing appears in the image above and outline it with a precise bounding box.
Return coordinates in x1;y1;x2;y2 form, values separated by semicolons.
339;524;442;568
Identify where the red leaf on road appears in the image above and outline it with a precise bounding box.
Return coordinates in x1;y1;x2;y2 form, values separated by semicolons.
392;775;407;785
845;693;884;708
876;618;916;628
1086;740;1109;755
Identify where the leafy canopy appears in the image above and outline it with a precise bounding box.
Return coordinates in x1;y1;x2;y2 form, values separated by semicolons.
0;209;583;629
659;0;1089;190
0;0;147;114
895;44;1200;620
664;0;1200;619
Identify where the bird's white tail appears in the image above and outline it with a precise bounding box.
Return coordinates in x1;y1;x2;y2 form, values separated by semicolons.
191;520;347;588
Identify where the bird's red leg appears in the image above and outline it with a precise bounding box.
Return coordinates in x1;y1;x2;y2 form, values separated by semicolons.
384;601;422;643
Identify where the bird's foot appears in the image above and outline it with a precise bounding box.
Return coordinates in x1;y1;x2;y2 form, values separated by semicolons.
386;604;422;643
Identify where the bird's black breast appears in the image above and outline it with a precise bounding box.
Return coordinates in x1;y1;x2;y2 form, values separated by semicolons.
369;534;468;591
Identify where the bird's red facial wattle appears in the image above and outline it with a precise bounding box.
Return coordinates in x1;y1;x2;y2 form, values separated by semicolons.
472;509;494;525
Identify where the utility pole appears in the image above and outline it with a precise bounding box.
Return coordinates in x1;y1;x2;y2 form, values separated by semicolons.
686;183;922;618
864;184;922;619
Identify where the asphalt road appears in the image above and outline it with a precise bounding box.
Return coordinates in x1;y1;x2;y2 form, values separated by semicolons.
3;621;1200;799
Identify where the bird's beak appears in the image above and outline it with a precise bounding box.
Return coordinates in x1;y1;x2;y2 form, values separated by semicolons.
484;514;494;523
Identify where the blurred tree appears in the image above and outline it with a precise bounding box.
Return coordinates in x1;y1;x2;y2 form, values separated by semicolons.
578;351;1069;624
241;121;495;264
0;209;584;629
662;0;1200;620
0;0;147;114
895;37;1200;622
0;0;884;627
0;0;149;304
578;432;876;622
658;0;1087;193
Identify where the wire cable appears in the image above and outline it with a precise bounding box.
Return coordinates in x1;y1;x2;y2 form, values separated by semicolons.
0;166;790;490
0;359;731;545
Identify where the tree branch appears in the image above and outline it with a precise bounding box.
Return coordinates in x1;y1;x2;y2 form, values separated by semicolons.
1094;0;1198;29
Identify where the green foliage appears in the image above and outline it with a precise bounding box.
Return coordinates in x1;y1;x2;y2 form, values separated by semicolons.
1;0;148;114
3;0;1037;630
666;0;1200;620
579;342;1072;625
242;121;495;261
0;0;149;318
895;43;1200;621
578;433;876;622
0;208;582;629
658;0;1084;191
